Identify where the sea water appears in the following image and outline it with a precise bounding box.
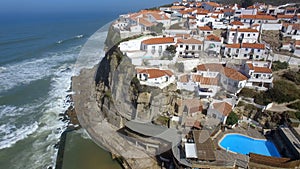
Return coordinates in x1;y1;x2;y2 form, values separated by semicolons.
0;12;114;168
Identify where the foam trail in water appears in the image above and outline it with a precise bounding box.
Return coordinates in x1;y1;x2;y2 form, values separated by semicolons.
0;46;80;93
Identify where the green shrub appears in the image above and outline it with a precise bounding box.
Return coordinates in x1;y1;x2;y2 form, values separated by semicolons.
272;61;289;71
226;112;239;125
287;101;300;111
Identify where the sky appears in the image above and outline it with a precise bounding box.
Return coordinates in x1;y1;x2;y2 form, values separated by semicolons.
0;0;175;14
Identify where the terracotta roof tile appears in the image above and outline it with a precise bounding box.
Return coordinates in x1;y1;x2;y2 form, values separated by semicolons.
213;102;232;116
205;34;221;42
177;38;203;44
240;14;276;20
247;63;254;70
179;74;189;83
138;18;154;27
242;43;265;49
253;67;272;73
197;63;224;72
230;20;244;26
199;26;212;31
237;28;259;32
192;75;219;85
277;15;295;19
225;44;241;48
224;67;248;81
137;68;173;79
142;37;174;45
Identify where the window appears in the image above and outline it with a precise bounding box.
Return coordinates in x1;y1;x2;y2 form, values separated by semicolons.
247;34;250;37
179;52;182;55
198;45;201;50
192;45;195;50
245;48;248;51
152;46;155;50
256;55;259;58
232;33;235;36
180;45;183;48
244;54;247;57
236;49;239;53
257;49;260;52
228;48;231;53
244;19;246;22
253;34;255;36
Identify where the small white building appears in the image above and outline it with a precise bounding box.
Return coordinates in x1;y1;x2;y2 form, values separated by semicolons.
136;68;175;88
198;26;213;36
226;28;259;44
239;14;277;26
141;37;175;57
207;100;233;124
203;34;222;56
176;38;203;58
243;61;273;90
197;63;248;94
223;43;266;60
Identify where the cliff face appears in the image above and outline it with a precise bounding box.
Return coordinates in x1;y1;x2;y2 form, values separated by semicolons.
95;43;179;128
95;45;136;127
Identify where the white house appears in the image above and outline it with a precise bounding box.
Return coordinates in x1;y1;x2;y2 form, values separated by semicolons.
192;74;220;98
197;63;248;94
141;37;175;57
203;34;222;56
239;14;277;26
225;28;259;44
136;68;175;88
207;100;233;124
176;38;203;58
243;61;273;90
223;43;266;60
198;26;213;36
228;20;247;29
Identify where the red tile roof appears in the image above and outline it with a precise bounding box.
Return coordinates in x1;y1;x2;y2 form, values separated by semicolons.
179;74;189;83
197;63;224;72
213;102;232;116
230;20;244;26
226;43;265;49
205;34;221;42
192;75;219;85
277;15;295;19
237;28;259;32
253;67;272;73
199;26;212;31
223;67;248;81
240;14;276;20
225;44;241;48
242;43;265;49
177;38;203;44
197;63;248;81
142;37;174;45
247;63;254;70
137;68;173;79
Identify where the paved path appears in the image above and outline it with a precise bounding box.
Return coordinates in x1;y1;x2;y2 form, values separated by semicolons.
72;66;159;169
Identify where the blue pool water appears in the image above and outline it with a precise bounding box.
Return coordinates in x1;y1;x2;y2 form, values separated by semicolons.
219;134;281;157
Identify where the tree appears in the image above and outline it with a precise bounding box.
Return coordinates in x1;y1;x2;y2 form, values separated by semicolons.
166;45;177;55
226;112;239;125
241;0;253;8
150;23;164;34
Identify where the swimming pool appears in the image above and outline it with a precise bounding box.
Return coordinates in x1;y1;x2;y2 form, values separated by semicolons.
219;134;281;157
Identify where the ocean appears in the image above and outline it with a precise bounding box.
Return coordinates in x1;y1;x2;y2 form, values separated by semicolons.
0;12;115;169
0;0;174;168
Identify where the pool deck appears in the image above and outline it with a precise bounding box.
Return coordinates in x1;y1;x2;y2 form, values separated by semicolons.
211;126;265;168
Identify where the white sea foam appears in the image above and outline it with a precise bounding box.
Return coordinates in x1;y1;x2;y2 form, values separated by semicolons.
0;27;109;168
0;46;80;93
0;122;39;149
